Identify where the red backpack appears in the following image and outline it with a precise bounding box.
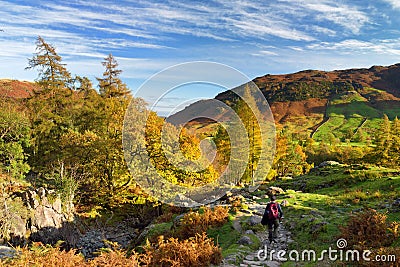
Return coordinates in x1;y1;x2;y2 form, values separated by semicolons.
268;202;279;220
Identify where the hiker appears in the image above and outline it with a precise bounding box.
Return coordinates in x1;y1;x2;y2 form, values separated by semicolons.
261;195;283;242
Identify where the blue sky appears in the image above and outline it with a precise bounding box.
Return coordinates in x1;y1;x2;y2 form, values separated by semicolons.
1;0;400;115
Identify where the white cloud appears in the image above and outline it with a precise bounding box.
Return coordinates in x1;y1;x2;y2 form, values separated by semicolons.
0;39;36;57
258;50;279;56
1;0;371;59
228;19;314;41
288;46;304;51
307;39;400;55
310;26;337;36
277;0;370;34
381;0;400;9
0;0;398;100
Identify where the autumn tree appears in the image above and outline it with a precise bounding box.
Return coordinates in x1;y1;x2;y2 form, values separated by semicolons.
233;84;262;184
96;54;130;98
25;37;77;178
143;112;218;187
353;128;365;143
272;130;311;178
26;36;71;92
71;75;93;95
212;124;231;175
373;114;392;166
370;115;400;167
66;54;132;205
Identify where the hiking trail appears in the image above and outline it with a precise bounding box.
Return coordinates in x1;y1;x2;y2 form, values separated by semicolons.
219;193;293;267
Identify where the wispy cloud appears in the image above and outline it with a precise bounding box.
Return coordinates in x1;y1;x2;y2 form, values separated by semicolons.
288;46;304;52
251;50;279;57
309;26;337;37
381;0;400;9
1;0;399;101
307;39;400;55
0;0;374;64
308;3;369;34
229;19;314;41
277;0;370;34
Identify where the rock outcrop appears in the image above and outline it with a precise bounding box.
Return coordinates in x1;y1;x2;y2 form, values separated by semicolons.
5;187;78;246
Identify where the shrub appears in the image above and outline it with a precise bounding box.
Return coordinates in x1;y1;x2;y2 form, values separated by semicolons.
0;243;141;267
229;198;242;213
142;233;222;267
339;209;400;266
339;208;397;249
0;237;222;267
90;248;140;267
0;243;87;267
155;205;183;223
175;206;229;239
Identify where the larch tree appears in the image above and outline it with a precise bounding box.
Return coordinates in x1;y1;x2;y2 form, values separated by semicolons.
26;36;71;92
91;54;133;204
96;54;130;98
233;84;262;185
25;36;76;177
25;37;91;204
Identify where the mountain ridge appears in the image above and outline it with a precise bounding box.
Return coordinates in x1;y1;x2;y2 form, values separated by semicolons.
168;63;400;129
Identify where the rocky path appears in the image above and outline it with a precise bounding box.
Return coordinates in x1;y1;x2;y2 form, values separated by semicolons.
236;225;292;267
220;194;293;267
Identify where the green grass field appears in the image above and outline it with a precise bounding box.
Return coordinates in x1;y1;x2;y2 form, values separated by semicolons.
268;164;400;257
312;89;392;144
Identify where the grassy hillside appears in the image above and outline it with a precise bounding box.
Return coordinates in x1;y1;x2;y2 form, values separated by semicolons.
171;64;400;144
311;86;400;144
263;163;400;265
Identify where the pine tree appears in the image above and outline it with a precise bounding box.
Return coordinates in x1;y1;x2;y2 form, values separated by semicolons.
97;54;130;98
72;75;93;94
89;54;132;201
26;36;71;91
26;37;76;175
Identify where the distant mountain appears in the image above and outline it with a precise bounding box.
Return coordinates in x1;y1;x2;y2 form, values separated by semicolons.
0;79;36;99
218;63;400;102
168;64;400;138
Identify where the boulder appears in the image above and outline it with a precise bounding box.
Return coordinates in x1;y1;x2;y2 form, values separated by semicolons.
237;235;252;245
266;186;284;197
0;246;17;259
135;224;155;246
318;161;340;168
247;215;262;226
245;230;254;235
10;215;26;240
